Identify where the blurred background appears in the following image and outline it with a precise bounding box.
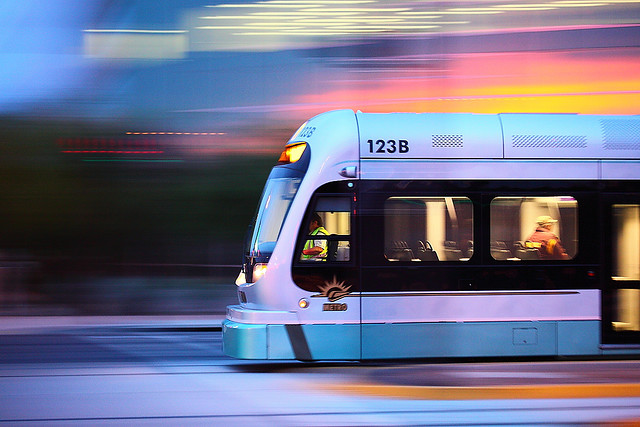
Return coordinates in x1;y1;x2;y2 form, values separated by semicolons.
1;0;639;315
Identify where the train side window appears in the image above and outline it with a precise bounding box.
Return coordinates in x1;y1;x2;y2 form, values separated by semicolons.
299;196;351;262
384;197;473;262
490;196;578;261
611;204;640;332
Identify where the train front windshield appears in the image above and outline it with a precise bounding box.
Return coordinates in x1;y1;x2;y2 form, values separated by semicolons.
249;167;302;258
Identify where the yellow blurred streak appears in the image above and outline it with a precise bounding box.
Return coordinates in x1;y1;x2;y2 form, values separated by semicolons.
301;8;412;12
200;14;359;19
292;17;406;21
249;11;362;15
198;26;305;30
327;382;640;400
237;29;396;35
395;12;443;17
209;3;317;7
548;2;608;6
287;21;403;26
439;10;504;14
499;3;560;7
263;0;376;3
492;6;558;10
359;93;639;116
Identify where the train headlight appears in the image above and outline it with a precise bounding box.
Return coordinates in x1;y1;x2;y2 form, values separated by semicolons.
252;263;268;282
235;270;246;286
278;142;306;164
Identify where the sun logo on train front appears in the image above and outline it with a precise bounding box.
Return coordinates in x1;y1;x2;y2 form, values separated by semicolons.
312;275;351;302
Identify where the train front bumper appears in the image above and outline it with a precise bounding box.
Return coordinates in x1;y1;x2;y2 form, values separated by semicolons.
222;319;269;359
222;304;300;359
222;305;360;360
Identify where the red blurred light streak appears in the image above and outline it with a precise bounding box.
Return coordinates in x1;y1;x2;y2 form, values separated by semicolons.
126;132;226;135
61;150;164;154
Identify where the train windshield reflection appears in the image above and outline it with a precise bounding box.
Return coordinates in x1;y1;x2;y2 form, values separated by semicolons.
250;170;302;256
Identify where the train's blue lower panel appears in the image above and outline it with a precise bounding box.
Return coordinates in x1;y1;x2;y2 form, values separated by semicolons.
362;320;601;359
223;319;602;360
558;320;602;355
268;323;360;360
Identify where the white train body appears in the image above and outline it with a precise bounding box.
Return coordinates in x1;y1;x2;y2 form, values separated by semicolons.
224;110;640;360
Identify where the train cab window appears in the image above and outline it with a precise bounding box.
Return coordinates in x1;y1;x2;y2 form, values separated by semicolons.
490;196;578;261
612;204;640;331
384;197;473;262
299;196;351;262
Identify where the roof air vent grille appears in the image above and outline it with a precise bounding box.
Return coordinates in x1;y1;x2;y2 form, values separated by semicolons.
601;119;640;150
432;134;463;148
511;134;587;149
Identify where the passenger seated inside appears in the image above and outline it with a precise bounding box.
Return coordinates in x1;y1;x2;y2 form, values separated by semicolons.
526;216;569;260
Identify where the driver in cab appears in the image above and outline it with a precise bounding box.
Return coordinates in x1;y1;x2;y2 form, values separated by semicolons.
301;213;328;261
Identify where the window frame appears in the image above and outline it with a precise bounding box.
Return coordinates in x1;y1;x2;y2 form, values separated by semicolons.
294;193;355;266
383;195;475;263
488;195;579;262
358;179;600;293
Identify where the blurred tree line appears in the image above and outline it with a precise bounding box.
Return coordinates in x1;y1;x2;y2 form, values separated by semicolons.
0;116;277;277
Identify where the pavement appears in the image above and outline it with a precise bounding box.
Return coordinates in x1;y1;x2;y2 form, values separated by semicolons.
4;312;640;408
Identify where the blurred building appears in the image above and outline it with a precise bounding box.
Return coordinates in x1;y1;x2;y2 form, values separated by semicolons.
1;0;639;128
0;0;639;312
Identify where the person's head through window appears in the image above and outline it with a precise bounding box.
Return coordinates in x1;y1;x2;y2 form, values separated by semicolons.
309;212;324;234
528;215;569;260
537;215;556;231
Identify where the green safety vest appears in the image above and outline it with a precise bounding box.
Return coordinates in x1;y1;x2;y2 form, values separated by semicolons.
302;226;328;260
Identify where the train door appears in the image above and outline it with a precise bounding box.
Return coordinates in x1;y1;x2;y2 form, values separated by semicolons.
291;181;360;360
358;181;478;359
602;195;640;345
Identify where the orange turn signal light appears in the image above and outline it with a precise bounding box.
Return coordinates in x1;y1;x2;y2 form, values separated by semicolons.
278;142;307;164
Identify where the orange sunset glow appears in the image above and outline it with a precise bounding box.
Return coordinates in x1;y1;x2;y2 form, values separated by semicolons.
295;47;640;115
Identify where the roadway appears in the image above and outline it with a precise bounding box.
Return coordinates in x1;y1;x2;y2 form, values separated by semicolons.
2;316;640;426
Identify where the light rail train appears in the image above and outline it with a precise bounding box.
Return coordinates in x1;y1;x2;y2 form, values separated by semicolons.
223;110;640;360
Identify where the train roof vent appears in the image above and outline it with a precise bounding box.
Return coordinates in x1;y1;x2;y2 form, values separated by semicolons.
601;119;640;150
432;134;463;148
511;134;587;149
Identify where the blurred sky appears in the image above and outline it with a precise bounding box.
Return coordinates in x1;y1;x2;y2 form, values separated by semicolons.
1;0;639;133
